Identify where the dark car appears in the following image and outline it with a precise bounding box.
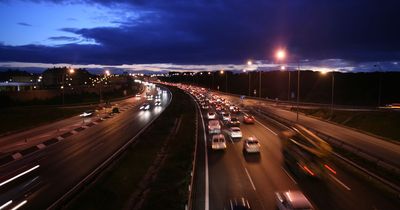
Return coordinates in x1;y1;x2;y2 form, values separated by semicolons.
228;117;241;127
225;197;252;210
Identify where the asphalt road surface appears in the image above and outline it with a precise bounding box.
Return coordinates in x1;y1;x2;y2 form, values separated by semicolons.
0;85;171;210
192;92;399;210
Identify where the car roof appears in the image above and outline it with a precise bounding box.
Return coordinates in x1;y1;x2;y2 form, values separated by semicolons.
283;191;312;208
231;127;241;131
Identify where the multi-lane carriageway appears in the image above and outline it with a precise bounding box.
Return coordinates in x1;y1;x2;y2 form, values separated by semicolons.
187;88;399;210
0;86;171;210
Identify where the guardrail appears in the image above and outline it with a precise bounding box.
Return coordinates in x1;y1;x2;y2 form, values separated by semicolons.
185;92;201;210
249;106;400;192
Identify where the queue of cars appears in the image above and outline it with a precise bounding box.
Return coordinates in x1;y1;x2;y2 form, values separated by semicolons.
181;85;314;210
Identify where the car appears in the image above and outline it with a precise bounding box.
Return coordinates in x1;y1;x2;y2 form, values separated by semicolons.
207;112;216;120
226;197;252;210
228;117;241;127
79;110;95;117
202;104;209;110
211;134;227;150
232;106;240;114
275;191;314;210
208;120;221;134
243;137;260;153
243;114;255;124
229;127;242;139
222;113;231;121
140;103;151;110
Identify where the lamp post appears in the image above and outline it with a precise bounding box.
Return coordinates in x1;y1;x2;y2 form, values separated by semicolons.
321;71;335;116
62;67;75;105
374;64;382;107
100;70;111;103
220;70;228;92
275;49;288;100
246;61;252;96
296;62;300;121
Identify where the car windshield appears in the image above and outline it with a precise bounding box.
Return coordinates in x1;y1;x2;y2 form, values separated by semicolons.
248;140;258;144
232;128;240;132
231;118;238;121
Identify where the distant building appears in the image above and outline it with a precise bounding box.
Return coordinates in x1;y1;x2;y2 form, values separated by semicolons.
42;67;94;88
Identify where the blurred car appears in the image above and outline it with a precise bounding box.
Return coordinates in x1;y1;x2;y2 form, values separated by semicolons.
243;137;260;153
211;134;227;150
222;113;231;121
229;127;242;139
140;103;151;110
202;104;209;110
243;114;255;124
228;117;241;127
208;120;221;134
232;106;240;114
207;112;216;120
79;110;95;117
226;197;252;210
275;191;314;210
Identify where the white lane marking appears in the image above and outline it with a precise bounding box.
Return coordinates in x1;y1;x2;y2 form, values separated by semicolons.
0;165;40;187
0;200;12;210
281;167;297;184
329;174;351;191
244;168;257;191
10;200;27;210
56;136;64;141
198;102;210;210
70;130;78;134
255;119;278;136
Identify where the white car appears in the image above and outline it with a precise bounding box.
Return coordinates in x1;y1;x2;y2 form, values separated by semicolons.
211;134;227;150
140;103;151;110
222;113;231;121
275;191;314;210
207;112;216;120
243;137;260;153
208;120;221;134
229;127;242;139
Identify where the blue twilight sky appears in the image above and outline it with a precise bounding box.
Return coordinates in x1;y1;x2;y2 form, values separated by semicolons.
0;0;399;73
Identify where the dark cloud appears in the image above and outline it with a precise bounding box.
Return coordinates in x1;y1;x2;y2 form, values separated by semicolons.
48;36;79;42
2;0;400;65
17;22;32;27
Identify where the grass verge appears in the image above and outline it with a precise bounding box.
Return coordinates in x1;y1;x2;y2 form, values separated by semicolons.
66;86;196;210
294;108;400;142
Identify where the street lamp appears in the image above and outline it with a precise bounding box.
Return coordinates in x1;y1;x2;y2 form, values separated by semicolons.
220;70;228;92
100;70;111;103
62;67;75;105
374;64;383;107
321;71;335;116
245;61;253;96
275;49;289;100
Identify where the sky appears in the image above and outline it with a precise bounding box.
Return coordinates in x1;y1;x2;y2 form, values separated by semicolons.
0;0;399;73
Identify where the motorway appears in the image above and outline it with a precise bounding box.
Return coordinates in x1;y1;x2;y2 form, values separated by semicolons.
189;88;399;210
0;85;171;209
